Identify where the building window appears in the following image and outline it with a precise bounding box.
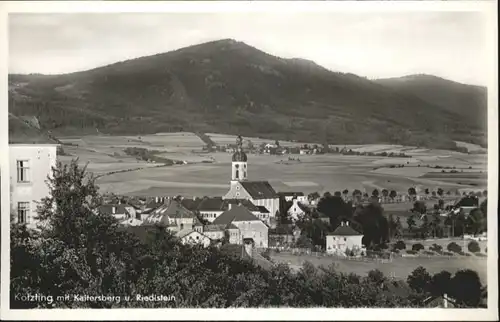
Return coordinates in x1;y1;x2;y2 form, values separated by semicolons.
344;238;347;241
235;170;239;178
17;160;30;183
17;202;30;224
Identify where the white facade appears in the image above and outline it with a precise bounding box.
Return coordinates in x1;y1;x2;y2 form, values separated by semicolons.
232;220;268;248
200;210;224;222
9;144;58;228
326;234;363;255
287;199;306;221
179;230;212;248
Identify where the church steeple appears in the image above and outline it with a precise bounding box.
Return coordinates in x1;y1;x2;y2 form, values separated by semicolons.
231;135;248;182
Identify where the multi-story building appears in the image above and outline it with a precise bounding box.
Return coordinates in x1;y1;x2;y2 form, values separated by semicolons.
9;144;58;228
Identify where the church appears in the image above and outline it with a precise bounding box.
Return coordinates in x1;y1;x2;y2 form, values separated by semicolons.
223;136;280;221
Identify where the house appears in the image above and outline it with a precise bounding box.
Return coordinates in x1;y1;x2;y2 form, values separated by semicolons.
213;205;269;248
119;217;143;227
287;198;308;221
176;229;212;248
255;206;271;225
9;144;58;228
277;192;307;203
223;140;280;219
98;204;136;220
326;222;363;255
268;225;300;247
143;198;203;233
204;223;241;244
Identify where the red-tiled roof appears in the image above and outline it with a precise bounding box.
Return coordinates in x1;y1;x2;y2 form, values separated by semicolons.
240;181;278;200
212;205;261;225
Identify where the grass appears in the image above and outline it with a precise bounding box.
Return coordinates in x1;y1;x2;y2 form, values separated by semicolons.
270;252;487;284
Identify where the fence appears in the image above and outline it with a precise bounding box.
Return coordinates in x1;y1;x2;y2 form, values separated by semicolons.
259;247;394;263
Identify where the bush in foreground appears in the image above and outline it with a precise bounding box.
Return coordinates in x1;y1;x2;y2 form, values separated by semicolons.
467;241;480;253
412;243;424;252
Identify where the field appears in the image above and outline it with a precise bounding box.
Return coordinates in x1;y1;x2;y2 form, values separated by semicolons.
270;252;488;284
56;133;488;197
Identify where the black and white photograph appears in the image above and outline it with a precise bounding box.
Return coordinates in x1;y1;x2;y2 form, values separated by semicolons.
0;1;497;320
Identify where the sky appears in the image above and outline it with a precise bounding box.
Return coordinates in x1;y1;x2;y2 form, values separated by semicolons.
8;12;490;85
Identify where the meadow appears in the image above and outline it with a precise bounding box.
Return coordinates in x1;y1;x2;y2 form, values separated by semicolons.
270;252;488;284
57;133;488;197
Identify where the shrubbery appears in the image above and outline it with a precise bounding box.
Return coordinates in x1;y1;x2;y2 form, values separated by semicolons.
429;243;443;253
467;241;481;253
412;243;424;252
406;250;418;255
447;242;462;253
442;251;454;256
393;240;406;251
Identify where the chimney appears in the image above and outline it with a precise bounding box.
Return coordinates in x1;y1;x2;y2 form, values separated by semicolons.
228;203;232;210
112;206;116;214
346;221;349;226
155;196;159;203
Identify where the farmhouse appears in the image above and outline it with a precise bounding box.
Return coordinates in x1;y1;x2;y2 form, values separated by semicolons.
98;204;136;221
223;137;280;220
9;144;58;229
287;198;308;221
326;222;363;255
143;198;203;233
176;229;212;247
203;223;241;244
213;205;269;248
277;192;307;203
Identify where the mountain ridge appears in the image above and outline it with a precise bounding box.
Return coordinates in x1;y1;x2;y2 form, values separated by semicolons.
8;39;487;148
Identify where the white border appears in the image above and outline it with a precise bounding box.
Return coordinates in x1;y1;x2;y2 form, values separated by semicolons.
0;1;498;321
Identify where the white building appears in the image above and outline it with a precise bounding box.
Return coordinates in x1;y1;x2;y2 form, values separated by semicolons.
287;198;308;221
326;222;363;255
9;144;58;228
176;229;212;248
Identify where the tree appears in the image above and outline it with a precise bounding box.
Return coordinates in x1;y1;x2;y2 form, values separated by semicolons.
367;269;386;285
467;208;486;235
411;243;424;252
352;189;362;203
449;270;483;307
408;187;417;197
389;190;397;200
412;201;427;214
393;240;406;251
407;266;431;293
354;203;388;248
334;191;342;197
394;216;403;239
438;199;445;210
467;241;481;253
372;189;380;198
381;189;389;199
429;270;452;297
407;215;416;233
424;188;430;195
447;242;462;253
437;188;444;197
317;195;351;228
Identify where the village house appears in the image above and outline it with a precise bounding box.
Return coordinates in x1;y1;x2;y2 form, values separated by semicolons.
9;143;58;229
287;198;309;221
98;203;136;221
277;192;307;203
326;221;364;255
268;225;301;247
213;204;269;248
203;223;241;244
176;229;212;248
143;198;203;233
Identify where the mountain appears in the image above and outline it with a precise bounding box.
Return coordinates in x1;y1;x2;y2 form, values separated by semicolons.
8;39;487;148
375;74;487;132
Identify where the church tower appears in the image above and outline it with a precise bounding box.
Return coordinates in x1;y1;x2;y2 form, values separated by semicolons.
231;135;248;183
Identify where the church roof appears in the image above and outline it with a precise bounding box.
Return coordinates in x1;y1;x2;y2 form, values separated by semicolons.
328;224;362;236
212;205;261;225
240;181;278;200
